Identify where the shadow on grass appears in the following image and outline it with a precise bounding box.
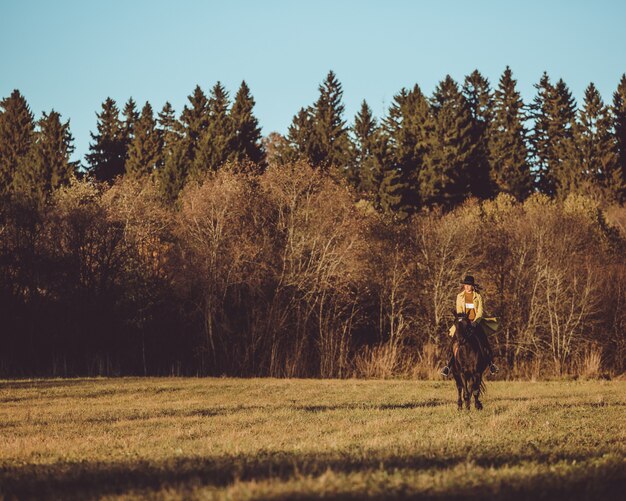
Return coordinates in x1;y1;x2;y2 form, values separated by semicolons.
0;379;93;390
1;449;624;500
298;399;446;413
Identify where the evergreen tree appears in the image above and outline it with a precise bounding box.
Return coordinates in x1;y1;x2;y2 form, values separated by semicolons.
374;134;408;218
122;98;139;144
488;67;532;200
351;99;378;190
530;75;577;196
529;72;554;192
383;85;434;210
180;85;210;167
309;70;352;170
0;90;35;194
613;74;626;201
86;97;126;182
158;140;188;203
229;80;265;167
193;81;233;175
286;106;317;162
155;101;187;200
350;100;407;216
126;102;162;178
462;70;493;198
419;75;475;207
562;83;623;199
157;102;180;152
13;110;77;201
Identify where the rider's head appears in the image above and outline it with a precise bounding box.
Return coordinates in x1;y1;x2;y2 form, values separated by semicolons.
461;275;477;293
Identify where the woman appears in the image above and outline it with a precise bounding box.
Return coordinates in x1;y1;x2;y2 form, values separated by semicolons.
440;275;499;377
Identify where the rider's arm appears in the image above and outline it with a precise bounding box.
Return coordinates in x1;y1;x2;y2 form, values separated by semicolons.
474;293;484;324
456;293;464;314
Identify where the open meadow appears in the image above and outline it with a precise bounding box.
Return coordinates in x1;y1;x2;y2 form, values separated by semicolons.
0;377;624;500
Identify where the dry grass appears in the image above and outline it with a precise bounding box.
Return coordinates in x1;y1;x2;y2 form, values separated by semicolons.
0;377;624;499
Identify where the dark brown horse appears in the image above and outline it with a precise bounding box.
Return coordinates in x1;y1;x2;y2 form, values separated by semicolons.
450;311;488;410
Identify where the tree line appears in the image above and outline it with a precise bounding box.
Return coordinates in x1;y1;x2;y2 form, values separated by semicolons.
0;68;625;378
2;68;626;208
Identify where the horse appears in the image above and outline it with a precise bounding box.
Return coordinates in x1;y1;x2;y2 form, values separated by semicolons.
450;311;489;410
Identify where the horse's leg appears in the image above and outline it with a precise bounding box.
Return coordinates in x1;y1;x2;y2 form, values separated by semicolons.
453;374;463;410
463;376;471;410
473;375;483;410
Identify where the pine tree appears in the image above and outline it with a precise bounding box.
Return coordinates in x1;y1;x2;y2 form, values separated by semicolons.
86;98;126;182
122;98;139;144
180;85;210;167
309;70;352;170
126;102;162;178
613;74;626;201
286;106;317;162
462;70;493;199
530;75;577;196
13;110;77;201
529;72;554;193
351;99;378;190
419;75;475;207
383;85;434;210
157;102;180;153
562;83;623;199
488;67;532;200
155;101;187;200
378;162;407;218
229;80;265;167
193;82;233;175
0;90;35;194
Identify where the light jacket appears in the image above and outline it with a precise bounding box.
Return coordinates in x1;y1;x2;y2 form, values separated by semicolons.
448;290;499;337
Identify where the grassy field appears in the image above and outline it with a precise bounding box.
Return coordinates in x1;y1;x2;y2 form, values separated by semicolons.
0;377;624;500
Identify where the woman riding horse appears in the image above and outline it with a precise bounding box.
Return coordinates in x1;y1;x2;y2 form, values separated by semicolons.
440;275;499;377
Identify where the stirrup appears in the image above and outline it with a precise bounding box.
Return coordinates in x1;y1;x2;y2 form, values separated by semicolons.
440;366;450;377
489;364;498;375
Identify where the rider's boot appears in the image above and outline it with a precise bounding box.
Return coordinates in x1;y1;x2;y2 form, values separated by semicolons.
440;354;455;377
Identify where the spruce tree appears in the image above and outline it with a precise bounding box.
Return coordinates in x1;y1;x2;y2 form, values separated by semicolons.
563;83;623;199
488;67;532;200
158;141;188;203
126;102;162;178
613;74;626;201
13;110;77;201
157;102;180;151
229;80;265;167
419;75;475;207
180;85;210;167
351;99;378;191
155;101;187;200
286;106;317;163
529;72;554;193
375;135;408;218
532;77;577;196
383;85;434;211
462;70;493;199
193;81;233;175
122;98;139;144
309;70;352;170
0;90;35;194
86;97;126;182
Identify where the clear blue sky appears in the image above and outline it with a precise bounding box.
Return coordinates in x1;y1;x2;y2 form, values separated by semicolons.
2;0;625;164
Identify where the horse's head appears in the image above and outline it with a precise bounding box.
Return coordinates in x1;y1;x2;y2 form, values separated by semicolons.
452;310;471;343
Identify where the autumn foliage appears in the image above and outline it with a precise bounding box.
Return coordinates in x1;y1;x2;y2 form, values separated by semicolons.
1;160;624;378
